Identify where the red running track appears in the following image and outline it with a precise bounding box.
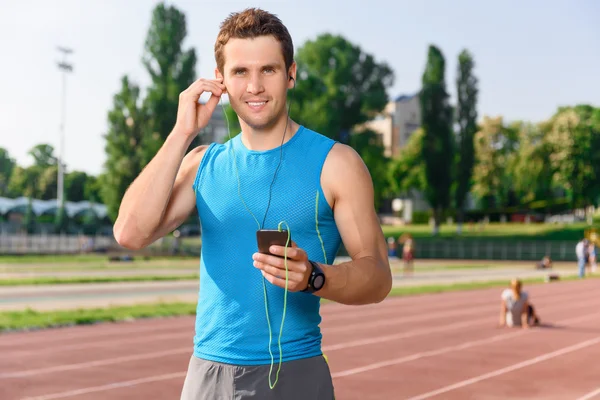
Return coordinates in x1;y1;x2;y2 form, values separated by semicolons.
1;279;600;399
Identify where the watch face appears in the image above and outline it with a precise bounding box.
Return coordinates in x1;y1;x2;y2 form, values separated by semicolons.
313;275;325;289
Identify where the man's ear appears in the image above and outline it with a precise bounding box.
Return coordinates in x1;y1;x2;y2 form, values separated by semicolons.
287;61;297;89
215;68;226;93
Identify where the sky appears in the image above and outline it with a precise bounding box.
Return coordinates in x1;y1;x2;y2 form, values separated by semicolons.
1;0;599;176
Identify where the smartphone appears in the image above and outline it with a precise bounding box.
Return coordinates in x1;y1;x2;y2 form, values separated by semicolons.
256;229;292;255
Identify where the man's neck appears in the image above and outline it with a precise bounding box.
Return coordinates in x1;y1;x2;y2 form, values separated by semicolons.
239;117;300;151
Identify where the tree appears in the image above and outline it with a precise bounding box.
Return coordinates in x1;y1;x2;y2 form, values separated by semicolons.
419;45;454;234
22;196;36;234
508;121;555;204
101;76;147;221
294;34;394;143
141;2;197;163
546;105;600;211
0;148;16;196
54;203;68;234
471;116;519;209
454;50;478;234
349;129;390;210
28;144;57;168
66;171;90;202
83;175;102;203
82;207;100;235
388;128;427;195
37;165;58;200
7;166;38;198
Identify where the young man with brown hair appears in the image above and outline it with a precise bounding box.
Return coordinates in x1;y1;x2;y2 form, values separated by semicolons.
113;8;392;399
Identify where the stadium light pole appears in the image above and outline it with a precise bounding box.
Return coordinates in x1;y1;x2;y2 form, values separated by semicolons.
56;46;73;209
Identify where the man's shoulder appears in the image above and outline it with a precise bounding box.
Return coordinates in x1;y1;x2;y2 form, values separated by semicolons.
185;144;211;165
323;141;365;170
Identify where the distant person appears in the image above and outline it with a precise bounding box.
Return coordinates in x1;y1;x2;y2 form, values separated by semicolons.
576;239;588;278
536;255;552;270
400;234;415;276
588;241;597;273
387;236;398;259
499;278;540;328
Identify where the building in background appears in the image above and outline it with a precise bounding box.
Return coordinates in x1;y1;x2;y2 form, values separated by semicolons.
201;103;228;144
360;93;421;158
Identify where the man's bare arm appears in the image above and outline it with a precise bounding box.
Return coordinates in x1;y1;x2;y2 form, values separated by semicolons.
113;135;205;250
315;144;393;305
113;77;225;249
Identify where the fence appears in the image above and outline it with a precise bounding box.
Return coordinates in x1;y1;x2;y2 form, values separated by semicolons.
0;234;116;255
407;240;579;262
0;234;580;262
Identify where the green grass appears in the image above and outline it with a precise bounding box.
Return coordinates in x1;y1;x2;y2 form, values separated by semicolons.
0;274;199;286
0;261;198;273
0;254;197;264
387;277;548;297
398;264;500;272
382;222;591;241
2;273;595;332
0;302;197;332
0;254;112;264
0;265;197;274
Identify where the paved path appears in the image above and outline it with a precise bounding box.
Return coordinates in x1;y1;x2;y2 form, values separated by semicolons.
1;264;584;311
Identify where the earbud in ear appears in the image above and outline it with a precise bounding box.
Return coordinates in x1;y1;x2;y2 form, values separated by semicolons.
289;76;295;88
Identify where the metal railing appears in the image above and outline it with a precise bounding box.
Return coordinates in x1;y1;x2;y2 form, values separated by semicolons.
406;240;578;261
0;234;116;255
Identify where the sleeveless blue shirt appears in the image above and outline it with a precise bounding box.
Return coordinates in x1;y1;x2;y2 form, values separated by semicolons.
192;126;342;365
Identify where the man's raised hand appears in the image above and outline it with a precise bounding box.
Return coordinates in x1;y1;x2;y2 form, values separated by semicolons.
174;77;226;137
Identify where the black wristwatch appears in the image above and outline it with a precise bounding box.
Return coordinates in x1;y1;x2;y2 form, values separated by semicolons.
302;260;326;293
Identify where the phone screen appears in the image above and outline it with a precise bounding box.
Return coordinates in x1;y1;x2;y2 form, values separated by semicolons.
256;229;292;255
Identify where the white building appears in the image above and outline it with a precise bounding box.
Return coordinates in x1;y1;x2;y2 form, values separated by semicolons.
360;93;421;157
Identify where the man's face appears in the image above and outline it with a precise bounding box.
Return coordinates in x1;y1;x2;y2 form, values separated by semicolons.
219;35;294;131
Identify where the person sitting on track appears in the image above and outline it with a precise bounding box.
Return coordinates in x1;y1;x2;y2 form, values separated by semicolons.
535;255;552;270
499;278;540;328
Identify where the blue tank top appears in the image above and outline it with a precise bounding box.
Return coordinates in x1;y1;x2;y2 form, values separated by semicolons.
191;125;342;365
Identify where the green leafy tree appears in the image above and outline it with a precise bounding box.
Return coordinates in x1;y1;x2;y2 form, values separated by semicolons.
141;2;197;163
83;175;102;203
294;34;394;143
420;45;454;234
388;128;427;195
349;129;390;211
28;144;57;168
508;121;555;204
454;50;478;233
65;171;90;202
472;116;519;209
54;203;68;234
7;166;38;198
101;76;147;221
22;196;36;234
0;148;16;196
37;165;58;200
82;204;100;235
546;105;600;210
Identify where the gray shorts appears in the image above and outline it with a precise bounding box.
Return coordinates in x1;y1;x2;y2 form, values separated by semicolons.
180;354;335;400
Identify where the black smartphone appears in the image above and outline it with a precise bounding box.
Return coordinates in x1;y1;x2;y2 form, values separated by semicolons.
256;229;292;255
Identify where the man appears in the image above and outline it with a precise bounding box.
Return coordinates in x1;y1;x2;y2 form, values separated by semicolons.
576;239;588;278
114;8;392;399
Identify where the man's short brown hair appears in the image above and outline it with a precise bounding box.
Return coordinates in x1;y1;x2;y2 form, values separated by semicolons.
215;8;294;73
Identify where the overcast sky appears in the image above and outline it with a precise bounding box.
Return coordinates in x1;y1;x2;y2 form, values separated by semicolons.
1;0;598;175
